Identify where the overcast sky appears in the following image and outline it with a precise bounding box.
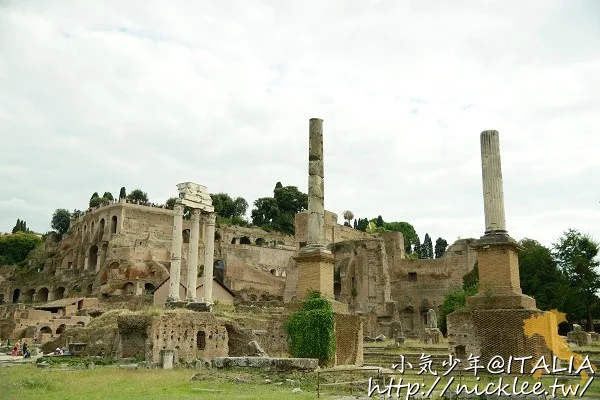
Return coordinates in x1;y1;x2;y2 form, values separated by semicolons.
1;0;599;248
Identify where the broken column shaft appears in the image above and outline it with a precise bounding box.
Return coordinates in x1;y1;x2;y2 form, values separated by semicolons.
203;213;216;303
168;203;184;301
304;118;327;252
480;130;508;235
186;209;201;301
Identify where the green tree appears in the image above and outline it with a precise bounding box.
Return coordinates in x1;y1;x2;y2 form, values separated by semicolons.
353;219;358;229
51;209;71;236
552;229;600;331
119;187;127;200
251;197;279;226
435;237;448;258
421;233;433;259
71;209;83;218
375;215;384;227
462;262;479;290
519;239;569;314
413;236;421;258
356;218;369;232
89;192;99;207
438;284;478;335
12;219;30;234
89;197;107;208
103;192;114;201
273;185;308;215
0;232;42;265
210;193;248;219
384;221;419;253
342;210;354;227
127;189;149;203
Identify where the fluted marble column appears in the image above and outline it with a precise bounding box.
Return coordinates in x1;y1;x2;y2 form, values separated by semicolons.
187;209;201;301
168;203;184;301
202;213;216;303
480;130;508;235
304;118;327;251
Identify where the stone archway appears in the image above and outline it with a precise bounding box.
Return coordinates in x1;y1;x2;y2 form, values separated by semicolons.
37;287;49;303
12;288;20;303
89;245;99;269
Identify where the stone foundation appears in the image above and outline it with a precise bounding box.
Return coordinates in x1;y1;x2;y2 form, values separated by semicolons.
295;251;335;300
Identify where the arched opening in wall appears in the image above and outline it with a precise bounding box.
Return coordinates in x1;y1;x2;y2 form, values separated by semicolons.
86;284;93;295
240;236;251;245
99;218;105;239
84;225;87;235
144;283;155;294
255;238;265;246
39;326;52;334
91;221;95;237
23;289;35;303
77;321;85;327
56;324;66;335
215;231;221;241
182;229;190;244
12;288;21;303
53;287;66;300
122;282;135;296
214;260;224;283
269;268;276;276
231;238;237;244
196;331;206;350
455;345;466;359
111;216;118;234
37;287;49;303
334;282;342;300
71;285;81;295
89;245;98;268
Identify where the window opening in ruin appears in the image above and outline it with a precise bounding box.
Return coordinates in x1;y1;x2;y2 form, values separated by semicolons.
215;231;221;241
40;326;52;334
24;289;35;303
231;238;237;244
0;294;4;303
12;288;20;303
196;331;206;350
214;260;224;283
255;238;265;246
111;216;118;234
99;218;105;239
68;261;73;269
56;324;66;335
77;300;83;310
122;282;135;295
270;269;276;276
455;345;466;359
38;287;49;302
144;283;155;293
54;287;65;300
182;229;190;244
89;245;98;268
408;272;417;282
334;282;341;300
240;236;251;245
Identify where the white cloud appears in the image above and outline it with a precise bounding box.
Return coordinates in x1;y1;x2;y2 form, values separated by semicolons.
0;0;599;247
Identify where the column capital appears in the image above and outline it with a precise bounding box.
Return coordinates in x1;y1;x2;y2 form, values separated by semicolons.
173;203;184;215
190;208;201;220
205;213;216;225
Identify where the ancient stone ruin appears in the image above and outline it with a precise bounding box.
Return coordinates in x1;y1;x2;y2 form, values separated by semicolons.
447;130;557;370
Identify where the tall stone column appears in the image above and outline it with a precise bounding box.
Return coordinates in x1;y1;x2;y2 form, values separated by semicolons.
187;209;201;302
203;213;216;303
168;203;184;302
304;118;327;252
480;130;507;235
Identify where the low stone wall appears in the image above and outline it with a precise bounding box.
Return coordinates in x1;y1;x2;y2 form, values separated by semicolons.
212;356;318;371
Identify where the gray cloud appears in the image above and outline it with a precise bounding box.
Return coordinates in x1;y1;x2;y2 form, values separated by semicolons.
1;0;598;248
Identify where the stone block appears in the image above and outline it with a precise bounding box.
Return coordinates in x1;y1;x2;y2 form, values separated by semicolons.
467;292;537;310
160;349;174;369
211;357;318;371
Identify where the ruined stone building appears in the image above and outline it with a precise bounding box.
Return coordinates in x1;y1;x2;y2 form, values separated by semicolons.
0;195;477;342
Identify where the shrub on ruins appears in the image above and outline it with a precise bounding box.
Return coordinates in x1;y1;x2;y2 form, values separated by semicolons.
103;191;114;201
286;291;335;365
0;232;42;265
127;188;148;203
89;196;108;208
119;187;127;199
